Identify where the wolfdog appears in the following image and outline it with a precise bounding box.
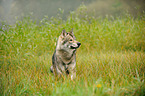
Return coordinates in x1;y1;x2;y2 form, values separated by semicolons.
50;29;81;80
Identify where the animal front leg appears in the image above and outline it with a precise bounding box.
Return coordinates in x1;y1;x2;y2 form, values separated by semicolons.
53;65;62;79
70;68;76;80
57;64;67;79
67;64;76;80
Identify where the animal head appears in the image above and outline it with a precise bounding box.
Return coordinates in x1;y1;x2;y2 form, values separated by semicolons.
57;29;81;51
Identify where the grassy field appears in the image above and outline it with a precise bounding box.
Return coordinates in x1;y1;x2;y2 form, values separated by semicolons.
1;8;145;95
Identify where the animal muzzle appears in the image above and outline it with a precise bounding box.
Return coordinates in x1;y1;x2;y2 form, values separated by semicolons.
70;42;81;49
77;42;81;47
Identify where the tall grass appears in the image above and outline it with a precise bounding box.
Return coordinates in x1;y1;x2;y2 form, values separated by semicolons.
0;6;145;95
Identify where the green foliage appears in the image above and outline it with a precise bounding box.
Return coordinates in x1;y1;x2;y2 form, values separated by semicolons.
0;6;145;96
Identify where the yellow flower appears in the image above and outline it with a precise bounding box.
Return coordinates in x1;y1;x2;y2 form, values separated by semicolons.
96;84;102;88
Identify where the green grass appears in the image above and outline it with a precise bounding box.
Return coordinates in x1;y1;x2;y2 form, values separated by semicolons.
0;7;145;95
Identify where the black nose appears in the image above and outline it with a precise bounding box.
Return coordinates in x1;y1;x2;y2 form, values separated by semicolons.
77;42;81;46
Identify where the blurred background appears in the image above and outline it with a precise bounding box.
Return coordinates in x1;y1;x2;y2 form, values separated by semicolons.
0;0;145;25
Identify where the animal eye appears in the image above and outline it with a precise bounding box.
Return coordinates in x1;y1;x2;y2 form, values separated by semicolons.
70;39;73;41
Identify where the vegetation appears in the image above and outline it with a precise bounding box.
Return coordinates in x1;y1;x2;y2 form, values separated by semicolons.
0;5;145;96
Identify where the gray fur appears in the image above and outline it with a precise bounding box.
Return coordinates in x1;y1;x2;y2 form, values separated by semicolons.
50;29;81;80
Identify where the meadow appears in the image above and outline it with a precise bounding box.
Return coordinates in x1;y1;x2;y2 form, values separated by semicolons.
1;7;145;95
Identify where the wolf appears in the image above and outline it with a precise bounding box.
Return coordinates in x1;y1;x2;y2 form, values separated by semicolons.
50;29;81;80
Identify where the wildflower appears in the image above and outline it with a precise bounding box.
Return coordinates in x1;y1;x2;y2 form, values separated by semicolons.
96;84;102;88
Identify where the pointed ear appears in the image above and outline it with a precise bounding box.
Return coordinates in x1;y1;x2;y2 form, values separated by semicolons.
61;29;67;37
70;28;74;35
69;28;76;39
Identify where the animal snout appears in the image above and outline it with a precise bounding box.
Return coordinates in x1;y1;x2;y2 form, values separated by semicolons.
77;42;81;47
